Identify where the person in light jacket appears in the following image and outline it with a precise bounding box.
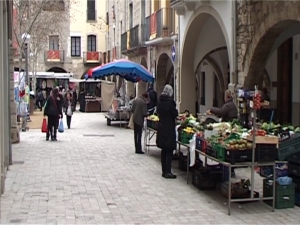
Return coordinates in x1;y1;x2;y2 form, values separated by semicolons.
156;85;178;179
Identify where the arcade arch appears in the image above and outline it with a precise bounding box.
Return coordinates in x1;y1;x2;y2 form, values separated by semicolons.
156;53;173;96
47;67;67;73
244;20;300;124
180;8;231;114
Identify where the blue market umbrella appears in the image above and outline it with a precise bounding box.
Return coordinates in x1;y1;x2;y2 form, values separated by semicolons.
91;59;154;83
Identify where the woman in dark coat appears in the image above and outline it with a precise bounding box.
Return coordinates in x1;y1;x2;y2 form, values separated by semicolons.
156;84;178;179
44;87;63;141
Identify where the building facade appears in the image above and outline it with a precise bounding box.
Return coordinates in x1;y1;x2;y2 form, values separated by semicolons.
69;0;107;78
118;0;178;98
173;0;300;125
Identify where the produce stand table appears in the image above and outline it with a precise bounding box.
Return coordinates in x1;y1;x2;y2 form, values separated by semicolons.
85;97;102;113
195;148;276;215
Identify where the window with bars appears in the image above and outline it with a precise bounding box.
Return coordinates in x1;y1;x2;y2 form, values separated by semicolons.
87;35;96;52
71;36;81;57
87;0;96;21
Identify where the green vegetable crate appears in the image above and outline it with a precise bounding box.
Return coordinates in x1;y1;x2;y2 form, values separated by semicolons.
263;179;295;209
180;131;194;144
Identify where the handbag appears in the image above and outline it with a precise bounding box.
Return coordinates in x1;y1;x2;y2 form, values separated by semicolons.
58;119;64;133
41;118;48;133
128;114;134;129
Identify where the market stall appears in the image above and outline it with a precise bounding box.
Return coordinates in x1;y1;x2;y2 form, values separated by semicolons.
90;59;154;126
70;78;115;113
145;86;300;215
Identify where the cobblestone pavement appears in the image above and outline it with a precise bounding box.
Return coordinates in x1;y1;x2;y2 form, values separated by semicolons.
1;112;300;224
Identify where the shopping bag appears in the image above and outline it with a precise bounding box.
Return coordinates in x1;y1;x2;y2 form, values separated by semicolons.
58;119;64;133
41;118;48;133
128;114;134;129
67;105;72;116
19;102;28;116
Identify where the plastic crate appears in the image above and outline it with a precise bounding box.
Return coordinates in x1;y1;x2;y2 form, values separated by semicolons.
291;176;300;191
180;131;194;144
295;190;300;206
278;134;300;161
212;143;225;161
287;152;300;165
146;119;152;128
196;137;207;152
256;144;278;162
288;162;300;178
178;152;202;171
192;168;220;190
263;179;295;209
225;149;253;164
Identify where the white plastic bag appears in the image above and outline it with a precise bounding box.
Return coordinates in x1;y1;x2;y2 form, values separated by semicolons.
67;105;72;116
189;134;196;167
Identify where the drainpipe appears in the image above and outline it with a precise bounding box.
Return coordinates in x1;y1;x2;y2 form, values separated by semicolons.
233;0;238;86
176;14;181;108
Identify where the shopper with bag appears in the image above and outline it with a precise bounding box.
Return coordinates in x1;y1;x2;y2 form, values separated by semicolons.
44;87;63;141
63;91;75;129
156;84;178;179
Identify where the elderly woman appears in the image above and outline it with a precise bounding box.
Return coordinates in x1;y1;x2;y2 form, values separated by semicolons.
156;84;178;179
206;90;238;122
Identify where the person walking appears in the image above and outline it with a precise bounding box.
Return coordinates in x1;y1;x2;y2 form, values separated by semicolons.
63;91;75;129
131;92;148;154
156;84;178;179
44;87;63;141
72;88;78;111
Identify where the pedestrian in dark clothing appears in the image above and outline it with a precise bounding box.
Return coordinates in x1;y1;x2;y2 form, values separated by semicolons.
156;84;178;179
36;90;44;111
72;89;78;111
131;92;148;154
44;87;63;141
147;84;158;114
63;91;75;129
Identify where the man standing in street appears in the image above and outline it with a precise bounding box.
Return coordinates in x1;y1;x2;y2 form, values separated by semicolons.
132;92;148;154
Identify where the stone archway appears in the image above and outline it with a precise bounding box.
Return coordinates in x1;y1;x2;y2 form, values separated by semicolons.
180;6;231;114
239;1;300;87
156;53;173;96
47;67;67;73
136;57;148;97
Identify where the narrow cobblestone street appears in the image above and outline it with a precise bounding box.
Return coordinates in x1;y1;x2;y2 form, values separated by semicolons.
1;112;300;224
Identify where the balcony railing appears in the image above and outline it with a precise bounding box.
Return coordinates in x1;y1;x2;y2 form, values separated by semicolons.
145;8;175;41
44;50;64;63
121;24;146;54
83;51;101;64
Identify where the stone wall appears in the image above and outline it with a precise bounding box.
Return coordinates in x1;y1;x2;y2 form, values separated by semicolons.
237;0;300;87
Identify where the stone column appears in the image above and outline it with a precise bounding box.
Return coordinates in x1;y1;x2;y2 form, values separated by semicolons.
10;47;19;144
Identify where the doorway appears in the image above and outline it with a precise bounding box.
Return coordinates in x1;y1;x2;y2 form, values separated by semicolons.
277;38;293;124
